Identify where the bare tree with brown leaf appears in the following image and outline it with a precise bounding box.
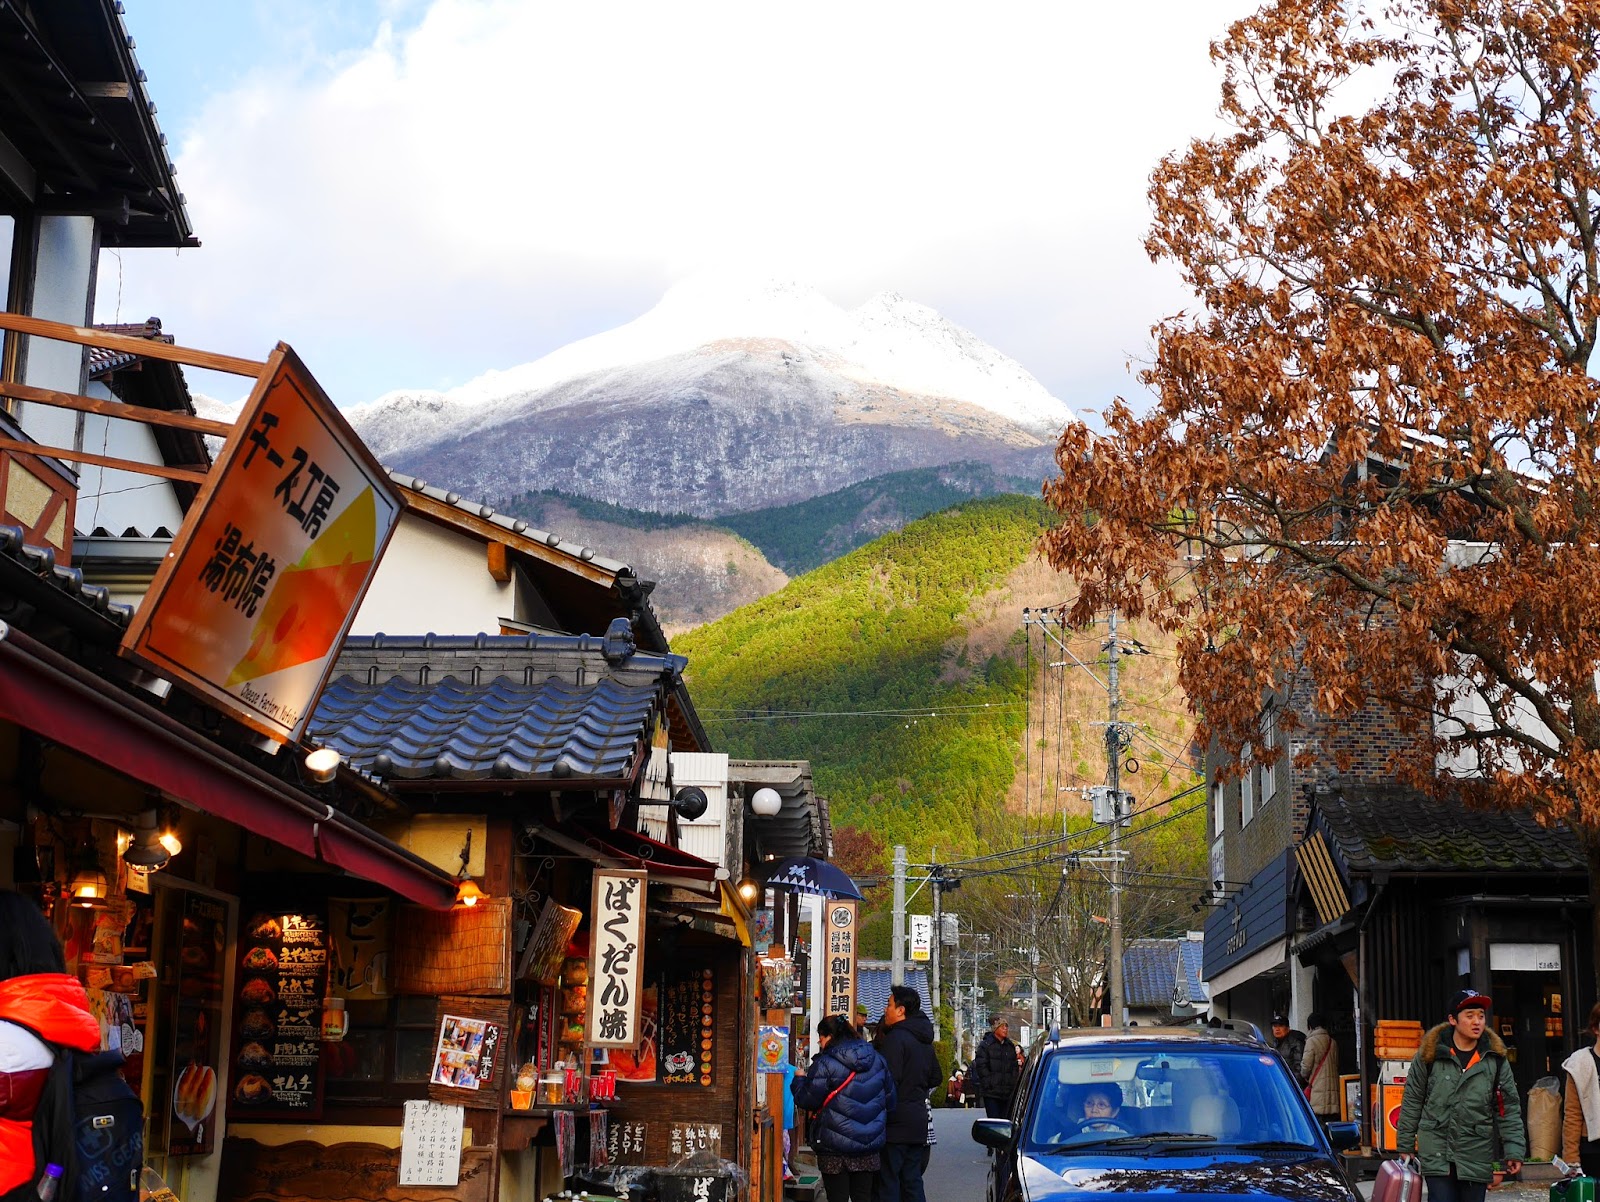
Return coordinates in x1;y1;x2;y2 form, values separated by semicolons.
1041;0;1600;983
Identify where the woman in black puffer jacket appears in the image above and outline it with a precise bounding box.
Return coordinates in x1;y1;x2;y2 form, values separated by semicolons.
792;1014;897;1202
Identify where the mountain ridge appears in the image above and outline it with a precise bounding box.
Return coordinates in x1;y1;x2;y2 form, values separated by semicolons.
344;278;1073;517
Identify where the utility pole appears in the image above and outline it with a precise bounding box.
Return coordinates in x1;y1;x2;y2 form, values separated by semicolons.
892;844;907;987
1106;609;1125;1028
952;935;963;1058
930;852;942;1042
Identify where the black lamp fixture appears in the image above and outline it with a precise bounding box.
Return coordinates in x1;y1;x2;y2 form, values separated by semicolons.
672;786;709;822
124;809;170;872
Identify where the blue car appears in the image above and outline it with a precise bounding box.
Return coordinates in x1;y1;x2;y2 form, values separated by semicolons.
971;1026;1361;1202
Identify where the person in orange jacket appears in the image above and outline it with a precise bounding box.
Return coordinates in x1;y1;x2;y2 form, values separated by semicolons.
0;890;101;1194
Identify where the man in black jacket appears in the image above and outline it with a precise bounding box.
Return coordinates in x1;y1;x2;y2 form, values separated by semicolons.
875;985;942;1202
973;1018;1020;1119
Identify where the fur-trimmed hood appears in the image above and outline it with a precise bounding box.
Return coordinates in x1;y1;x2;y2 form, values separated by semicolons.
1419;1021;1508;1064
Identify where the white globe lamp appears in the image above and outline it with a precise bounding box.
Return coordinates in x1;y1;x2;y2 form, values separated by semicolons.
750;787;783;818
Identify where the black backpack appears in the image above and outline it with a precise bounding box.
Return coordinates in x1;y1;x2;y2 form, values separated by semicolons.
2;1028;144;1202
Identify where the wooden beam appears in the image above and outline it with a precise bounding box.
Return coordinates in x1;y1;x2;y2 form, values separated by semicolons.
403;488;618;586
0;437;207;484
79;82;133;100
0;312;266;377
486;540;511;584
0;380;234;437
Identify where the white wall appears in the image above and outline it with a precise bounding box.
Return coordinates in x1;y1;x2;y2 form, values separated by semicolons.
350;516;512;636
73;380;188;536
20;215;95;409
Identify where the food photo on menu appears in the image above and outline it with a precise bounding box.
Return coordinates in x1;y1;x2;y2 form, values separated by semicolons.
431;1014;489;1090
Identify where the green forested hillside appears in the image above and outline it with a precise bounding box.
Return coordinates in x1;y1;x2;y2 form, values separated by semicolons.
677;494;1209;965
720;462;1041;574
678;496;1047;857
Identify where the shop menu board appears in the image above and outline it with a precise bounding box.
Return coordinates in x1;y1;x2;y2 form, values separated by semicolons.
169;892;226;1156
229;910;327;1118
656;964;715;1086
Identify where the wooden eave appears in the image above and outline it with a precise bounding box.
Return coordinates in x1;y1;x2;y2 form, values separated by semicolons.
0;0;195;246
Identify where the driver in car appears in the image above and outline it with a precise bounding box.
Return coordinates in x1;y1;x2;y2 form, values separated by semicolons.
1080;1084;1128;1133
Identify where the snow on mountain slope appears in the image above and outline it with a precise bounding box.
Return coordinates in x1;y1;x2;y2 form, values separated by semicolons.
347;277;1072;461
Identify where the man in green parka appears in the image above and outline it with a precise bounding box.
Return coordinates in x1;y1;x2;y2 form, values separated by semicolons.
1395;989;1527;1202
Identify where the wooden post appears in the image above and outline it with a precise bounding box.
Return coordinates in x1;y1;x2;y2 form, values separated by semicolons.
762;944;791;1202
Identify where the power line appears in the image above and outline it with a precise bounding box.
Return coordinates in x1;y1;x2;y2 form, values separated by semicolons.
942;782;1205;871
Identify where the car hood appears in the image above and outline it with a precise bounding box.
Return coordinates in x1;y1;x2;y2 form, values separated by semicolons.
1017;1152;1357;1202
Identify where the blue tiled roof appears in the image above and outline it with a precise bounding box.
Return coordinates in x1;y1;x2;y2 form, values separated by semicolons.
1178;939;1206;1005
307;626;682;782
1123;939;1209;1010
854;964;931;1020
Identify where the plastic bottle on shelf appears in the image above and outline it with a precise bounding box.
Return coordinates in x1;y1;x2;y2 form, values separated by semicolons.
35;1164;64;1202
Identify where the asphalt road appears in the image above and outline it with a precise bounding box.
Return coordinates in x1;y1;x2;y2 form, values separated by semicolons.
927;1105;993;1202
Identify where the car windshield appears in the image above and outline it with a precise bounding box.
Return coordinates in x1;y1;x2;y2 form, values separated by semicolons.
1023;1044;1320;1153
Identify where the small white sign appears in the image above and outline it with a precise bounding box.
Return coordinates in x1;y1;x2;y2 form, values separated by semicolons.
1488;942;1561;973
910;914;932;962
400;1099;463;1186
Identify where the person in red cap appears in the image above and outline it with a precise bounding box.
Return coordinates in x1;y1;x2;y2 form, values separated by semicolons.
0;890;101;1195
1395;989;1527;1202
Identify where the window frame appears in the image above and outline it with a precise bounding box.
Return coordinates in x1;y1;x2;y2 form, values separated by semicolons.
1259;707;1279;804
1240;742;1255;826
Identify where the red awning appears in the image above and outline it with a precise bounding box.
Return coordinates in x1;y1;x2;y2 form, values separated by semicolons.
0;621;457;909
542;823;724;894
588;825;722;883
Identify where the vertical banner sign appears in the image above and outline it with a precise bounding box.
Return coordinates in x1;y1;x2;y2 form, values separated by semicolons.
825;902;857;1021
910;914;933;963
120;344;402;744
588;869;647;1048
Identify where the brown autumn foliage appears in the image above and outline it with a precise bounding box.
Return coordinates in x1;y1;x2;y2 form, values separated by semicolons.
1041;0;1600;913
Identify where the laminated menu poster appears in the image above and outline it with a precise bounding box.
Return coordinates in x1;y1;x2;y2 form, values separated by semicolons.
168;891;226;1156
656;964;715;1086
229;910;327;1119
427;996;512;1110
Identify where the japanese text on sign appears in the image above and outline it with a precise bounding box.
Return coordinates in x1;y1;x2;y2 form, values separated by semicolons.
607;1120;649;1166
587;869;647;1048
122;346;401;744
399;1100;463;1187
668;1122;722;1158
825;902;857;1021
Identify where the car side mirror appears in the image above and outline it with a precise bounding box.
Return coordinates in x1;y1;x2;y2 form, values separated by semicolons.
1325;1121;1359;1151
972;1119;1013;1150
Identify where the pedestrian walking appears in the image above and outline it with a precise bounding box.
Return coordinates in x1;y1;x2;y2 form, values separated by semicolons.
973;1018;1020;1119
1395;989;1526;1202
791;1014;895;1202
1560;1001;1600;1178
1300;1012;1340;1122
1270;1013;1306;1071
874;986;942;1202
0;890;101;1197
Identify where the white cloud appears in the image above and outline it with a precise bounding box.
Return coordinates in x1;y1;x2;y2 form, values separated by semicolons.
103;0;1255;412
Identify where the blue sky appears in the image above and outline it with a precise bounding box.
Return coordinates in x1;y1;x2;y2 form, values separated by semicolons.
106;1;1255;415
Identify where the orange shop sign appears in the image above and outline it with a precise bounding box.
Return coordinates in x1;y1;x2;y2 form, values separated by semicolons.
121;344;401;743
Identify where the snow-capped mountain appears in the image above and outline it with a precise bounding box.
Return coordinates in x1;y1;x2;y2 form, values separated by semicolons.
348;277;1073;516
